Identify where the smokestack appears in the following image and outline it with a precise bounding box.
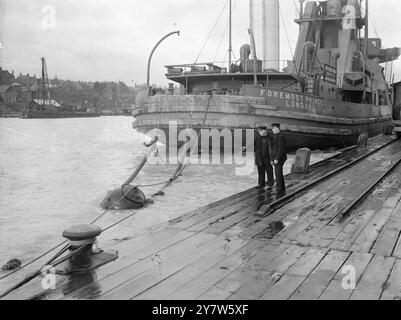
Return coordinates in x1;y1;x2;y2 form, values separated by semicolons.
262;0;280;70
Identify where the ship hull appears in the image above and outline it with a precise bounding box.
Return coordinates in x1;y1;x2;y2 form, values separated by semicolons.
132;124;375;152
23;111;101;119
132;93;393;151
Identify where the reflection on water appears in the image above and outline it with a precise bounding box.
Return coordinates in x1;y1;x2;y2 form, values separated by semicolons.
0;117;336;275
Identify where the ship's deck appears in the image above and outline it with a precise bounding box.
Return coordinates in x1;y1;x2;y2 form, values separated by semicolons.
2;135;401;300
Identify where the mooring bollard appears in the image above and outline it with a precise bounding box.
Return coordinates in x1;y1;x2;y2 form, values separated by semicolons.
358;133;368;148
291;148;311;174
62;224;102;254
59;224;118;275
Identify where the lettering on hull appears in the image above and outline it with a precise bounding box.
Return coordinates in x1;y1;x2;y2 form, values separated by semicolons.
264;89;324;112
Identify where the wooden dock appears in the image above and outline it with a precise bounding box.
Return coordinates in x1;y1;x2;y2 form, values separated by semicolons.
2;135;401;300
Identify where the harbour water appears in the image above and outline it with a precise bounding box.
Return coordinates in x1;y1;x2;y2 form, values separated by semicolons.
0;117;337;271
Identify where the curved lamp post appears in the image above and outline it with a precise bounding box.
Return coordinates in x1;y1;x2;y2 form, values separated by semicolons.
147;30;180;95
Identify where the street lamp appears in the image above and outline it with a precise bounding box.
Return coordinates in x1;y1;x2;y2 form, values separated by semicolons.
147;30;180;95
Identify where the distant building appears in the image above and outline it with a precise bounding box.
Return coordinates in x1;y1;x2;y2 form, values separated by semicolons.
0;67;15;84
16;73;37;87
0;82;37;105
0;95;5;116
0;84;17;104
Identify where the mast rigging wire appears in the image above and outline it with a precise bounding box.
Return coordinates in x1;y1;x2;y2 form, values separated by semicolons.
194;0;229;64
213;0;238;64
279;2;295;65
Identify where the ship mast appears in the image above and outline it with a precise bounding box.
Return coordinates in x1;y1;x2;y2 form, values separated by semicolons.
249;0;257;85
228;0;232;72
364;0;369;59
249;0;255;37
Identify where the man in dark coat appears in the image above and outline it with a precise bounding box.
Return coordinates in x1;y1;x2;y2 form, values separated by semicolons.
254;126;274;189
269;123;287;193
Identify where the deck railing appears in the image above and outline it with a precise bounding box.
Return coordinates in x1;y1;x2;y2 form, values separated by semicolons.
165;59;291;76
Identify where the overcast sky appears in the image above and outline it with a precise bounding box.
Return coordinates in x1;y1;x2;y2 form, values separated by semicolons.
1;0;400;86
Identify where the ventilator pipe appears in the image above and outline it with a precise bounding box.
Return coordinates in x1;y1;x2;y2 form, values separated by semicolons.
240;44;251;61
332;49;340;69
303;41;315;74
239;44;251;72
248;28;258;85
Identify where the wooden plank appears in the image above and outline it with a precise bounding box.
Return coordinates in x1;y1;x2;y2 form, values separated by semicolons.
62;231;218;299
97;233;244;300
225;270;275;300
289;250;350;300
380;259;401;300
204;200;270;235
185;201;256;233
196;243;291;301
391;238;401;259
197;269;267;300
164;136;394;234
94;229;196;279
238;190;323;241
370;228;400;257
9;228;196;300
259;274;306;300
3;229;189;300
307;178;383;248
329;210;377;251
263;180;353;245
259;248;327;300
319;252;372;300
294;167;382;247
388;202;401;258
133;237;247;300
174;190;259;230
199;199;265;235
329;173;401;252
166;239;274;300
275;167;377;246
350;255;395;300
225;244;308;300
239;243;292;272
349;208;394;253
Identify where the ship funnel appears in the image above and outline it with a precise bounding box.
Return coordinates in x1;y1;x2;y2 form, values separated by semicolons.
262;0;280;70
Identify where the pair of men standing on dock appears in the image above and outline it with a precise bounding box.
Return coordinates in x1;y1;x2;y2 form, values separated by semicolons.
254;123;287;193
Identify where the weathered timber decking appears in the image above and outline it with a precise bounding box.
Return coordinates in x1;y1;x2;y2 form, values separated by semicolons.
3;135;401;300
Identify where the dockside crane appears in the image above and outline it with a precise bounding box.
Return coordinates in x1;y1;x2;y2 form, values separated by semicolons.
40;57;51;109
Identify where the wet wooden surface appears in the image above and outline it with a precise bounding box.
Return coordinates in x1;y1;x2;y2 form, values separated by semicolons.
3;135;401;300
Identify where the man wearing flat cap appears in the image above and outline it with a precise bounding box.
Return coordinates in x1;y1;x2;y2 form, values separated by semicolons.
269;123;287;193
254;125;274;190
